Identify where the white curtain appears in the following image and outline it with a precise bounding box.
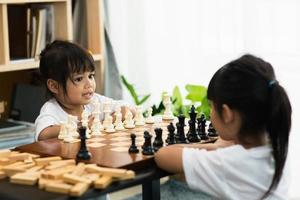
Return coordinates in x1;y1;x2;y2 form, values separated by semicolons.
105;0;300;198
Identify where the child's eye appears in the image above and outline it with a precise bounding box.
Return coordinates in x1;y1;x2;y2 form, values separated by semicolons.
74;77;83;82
89;73;95;79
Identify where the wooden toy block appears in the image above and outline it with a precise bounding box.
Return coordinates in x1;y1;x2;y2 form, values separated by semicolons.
2;162;27;176
0;170;6;179
38;178;63;189
83;173;100;182
8;153;30;161
63;173;92;185
0;158;10;165
70;182;89;197
24;156;33;164
45;165;76;179
26;166;44;173
10;172;39;185
85;165;128;178
116;170;135;181
94;175;113;189
71;162;86;176
45;182;73;194
0;149;11;158
46;159;75;170
35;156;62;166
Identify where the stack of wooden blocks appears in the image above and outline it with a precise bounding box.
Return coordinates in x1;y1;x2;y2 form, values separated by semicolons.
0;149;135;196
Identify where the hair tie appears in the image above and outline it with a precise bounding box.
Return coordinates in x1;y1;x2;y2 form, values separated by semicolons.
268;80;277;88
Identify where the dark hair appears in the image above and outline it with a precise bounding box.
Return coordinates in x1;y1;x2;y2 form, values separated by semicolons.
39;40;95;97
207;54;292;198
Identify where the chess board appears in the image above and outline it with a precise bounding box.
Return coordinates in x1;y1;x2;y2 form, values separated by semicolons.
16;120;217;171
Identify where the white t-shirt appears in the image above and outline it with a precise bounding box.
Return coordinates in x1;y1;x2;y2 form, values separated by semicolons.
35;93;129;141
183;145;290;200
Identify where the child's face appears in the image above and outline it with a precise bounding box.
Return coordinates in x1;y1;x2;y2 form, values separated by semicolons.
58;71;96;107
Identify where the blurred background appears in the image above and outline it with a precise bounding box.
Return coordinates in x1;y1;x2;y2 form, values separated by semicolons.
103;0;300;198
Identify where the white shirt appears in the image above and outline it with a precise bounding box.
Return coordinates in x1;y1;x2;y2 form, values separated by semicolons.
34;93;128;141
183;145;290;200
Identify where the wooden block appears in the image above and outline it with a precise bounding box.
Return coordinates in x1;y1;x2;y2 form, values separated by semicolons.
94;175;113;189
0;158;10;165
46;159;75;170
38;178;63;189
26;166;43;173
8;153;29;161
63;173;92;185
2;162;27;176
70;182;89;197
0;149;11;158
71;162;86;176
115;170;135;180
45;165;76;179
35;156;62;166
26;153;40;159
85;165;128;178
10;173;39;185
24;156;33;164
45;182;73;194
0;170;6;179
83;173;100;182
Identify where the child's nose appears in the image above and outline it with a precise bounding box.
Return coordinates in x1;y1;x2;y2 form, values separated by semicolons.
85;78;93;88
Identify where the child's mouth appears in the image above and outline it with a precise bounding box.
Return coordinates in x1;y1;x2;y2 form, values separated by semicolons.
83;92;93;99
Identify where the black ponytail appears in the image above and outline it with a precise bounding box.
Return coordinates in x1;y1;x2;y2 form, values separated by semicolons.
262;82;291;199
207;54;292;199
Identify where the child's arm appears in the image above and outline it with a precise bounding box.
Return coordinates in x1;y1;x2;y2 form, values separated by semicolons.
38;125;60;140
155;138;235;173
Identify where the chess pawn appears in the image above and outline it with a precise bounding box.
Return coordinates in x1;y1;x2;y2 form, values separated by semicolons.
105;116;116;133
103;100;112;129
114;112;125;131
91;118;104;136
162;93;174;120
166;122;176;145
142;131;154;155
128;133;139;153
153;128;163;151
63;123;76;143
145;107;155;124
124;110;135;129
58;122;67;140
135;105;145;126
76;126;91;160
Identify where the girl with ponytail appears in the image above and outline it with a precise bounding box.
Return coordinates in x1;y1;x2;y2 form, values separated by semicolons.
155;54;291;200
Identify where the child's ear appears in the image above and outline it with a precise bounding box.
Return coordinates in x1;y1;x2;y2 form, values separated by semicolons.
222;104;234;124
47;79;59;94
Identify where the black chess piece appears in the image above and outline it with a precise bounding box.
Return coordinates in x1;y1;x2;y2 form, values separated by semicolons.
167;122;176;145
197;114;209;140
208;122;218;137
76;126;91;160
142;131;154;155
187;105;200;143
176;115;188;143
129;133;139;153
153;128;163;152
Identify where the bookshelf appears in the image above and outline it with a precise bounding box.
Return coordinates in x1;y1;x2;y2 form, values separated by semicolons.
0;0;105;118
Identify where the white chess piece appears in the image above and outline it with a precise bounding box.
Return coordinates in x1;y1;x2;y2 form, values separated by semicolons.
145;107;155;124
114;112;125;131
162;93;174;120
124;110;135;129
102;100;111;129
66;114;79;138
81;110;91;138
135;105;145;126
58;122;68;140
91;117;104;136
105;116;116;133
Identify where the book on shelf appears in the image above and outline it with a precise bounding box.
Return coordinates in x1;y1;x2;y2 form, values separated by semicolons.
7;4;55;61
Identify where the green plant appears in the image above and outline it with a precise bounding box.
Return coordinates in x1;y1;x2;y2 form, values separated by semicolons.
121;75;211;118
121;75;151;105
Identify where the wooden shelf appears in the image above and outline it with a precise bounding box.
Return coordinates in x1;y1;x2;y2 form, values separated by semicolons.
0;0;67;4
0;59;39;72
